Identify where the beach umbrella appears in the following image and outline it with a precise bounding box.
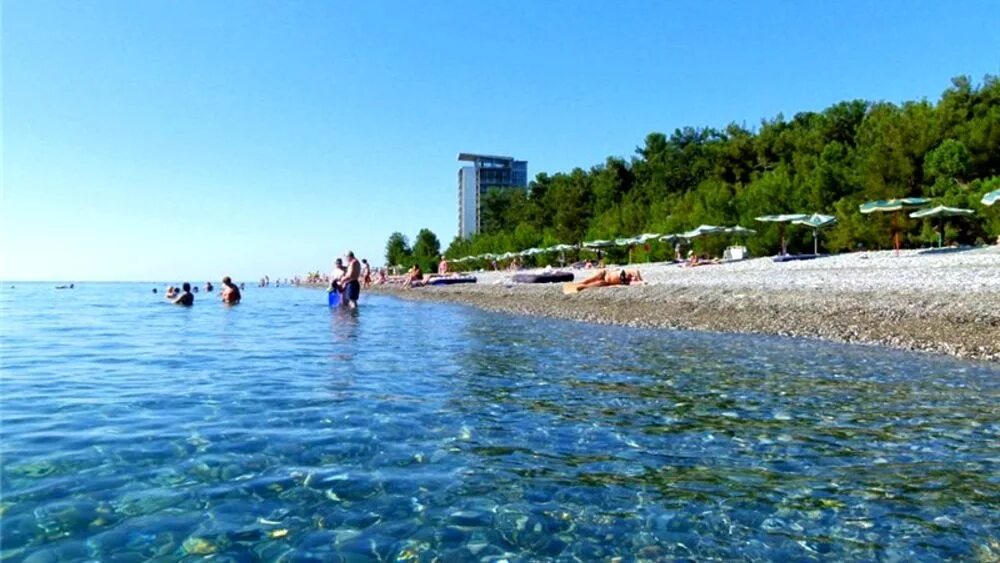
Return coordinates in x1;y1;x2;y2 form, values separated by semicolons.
982;188;1000;207
859;197;930;253
582;239;614;249
722;226;757;236
680;224;726;239
755;214;809;255
791;214;837;255
540;243;576;266
909;205;974;248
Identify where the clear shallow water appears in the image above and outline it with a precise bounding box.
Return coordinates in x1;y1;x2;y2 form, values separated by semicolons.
1;283;998;562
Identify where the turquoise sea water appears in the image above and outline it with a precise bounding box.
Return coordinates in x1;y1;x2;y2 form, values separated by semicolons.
1;283;998;561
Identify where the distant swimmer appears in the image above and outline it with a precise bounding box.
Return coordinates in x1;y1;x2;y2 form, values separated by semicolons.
340;251;361;309
165;286;178;298
205;282;214;292
55;283;74;289
172;282;194;306
221;276;241;304
193;286;200;293
152;288;158;294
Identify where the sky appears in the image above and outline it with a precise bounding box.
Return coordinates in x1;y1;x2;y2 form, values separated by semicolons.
2;0;998;281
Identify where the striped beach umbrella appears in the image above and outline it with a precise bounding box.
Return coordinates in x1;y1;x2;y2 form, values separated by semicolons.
982;189;1000;207
859;198;930;253
791;214;837;255
909;205;974;248
755;214;809;255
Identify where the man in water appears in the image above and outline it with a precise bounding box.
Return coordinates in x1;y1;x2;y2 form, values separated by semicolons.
339;251;362;309
172;282;194;306
221;276;241;304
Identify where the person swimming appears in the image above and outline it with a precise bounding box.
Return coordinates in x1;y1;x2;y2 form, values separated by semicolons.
165;286;178;299
205;281;214;292
172;282;194;306
221;276;241;304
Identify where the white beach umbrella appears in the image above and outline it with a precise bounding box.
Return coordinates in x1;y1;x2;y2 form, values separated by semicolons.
859;198;930;254
981;189;1000;207
679;225;726;239
755;214;809;255
909;205;974;248
791;214;837;255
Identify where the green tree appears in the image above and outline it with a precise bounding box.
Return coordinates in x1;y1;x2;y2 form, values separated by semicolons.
412;228;442;274
384;232;412;268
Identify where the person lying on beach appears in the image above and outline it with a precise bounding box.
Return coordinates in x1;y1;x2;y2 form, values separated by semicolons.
683;252;720;267
172;283;194;306
221;276;241;304
564;268;644;293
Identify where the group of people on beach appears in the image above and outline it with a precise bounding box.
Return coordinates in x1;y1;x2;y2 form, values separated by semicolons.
162;277;242;306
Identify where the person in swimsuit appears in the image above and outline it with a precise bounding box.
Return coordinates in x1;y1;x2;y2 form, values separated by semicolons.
172;282;194;306
165;285;178;299
438;256;449;275
361;259;372;288
404;264;423;287
221;276;241;304
339;251;362;309
565;268;644;293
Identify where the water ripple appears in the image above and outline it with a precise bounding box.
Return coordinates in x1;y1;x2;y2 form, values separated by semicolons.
1;283;997;561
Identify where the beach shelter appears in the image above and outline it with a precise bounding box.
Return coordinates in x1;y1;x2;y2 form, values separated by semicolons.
582;239;614;249
755;214;809;255
545;243;576;266
791;214;837;255
859;197;930;253
722;226;757;236
982;188;1000;207
908;205;974;248
680;225;726;239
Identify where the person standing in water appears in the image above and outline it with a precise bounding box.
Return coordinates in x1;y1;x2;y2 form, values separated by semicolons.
339;251;362;309
172;282;194;306
221;276;241;304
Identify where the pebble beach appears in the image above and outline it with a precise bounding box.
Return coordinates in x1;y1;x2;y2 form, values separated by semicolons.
372;247;1000;361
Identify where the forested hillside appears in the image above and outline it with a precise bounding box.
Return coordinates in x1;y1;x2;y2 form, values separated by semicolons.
440;76;1000;263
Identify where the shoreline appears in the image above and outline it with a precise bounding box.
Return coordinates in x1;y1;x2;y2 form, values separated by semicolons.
361;248;1000;362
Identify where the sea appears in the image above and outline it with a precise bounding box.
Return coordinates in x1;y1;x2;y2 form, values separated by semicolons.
1;282;998;561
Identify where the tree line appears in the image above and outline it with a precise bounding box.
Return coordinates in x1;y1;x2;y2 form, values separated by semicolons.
388;76;999;267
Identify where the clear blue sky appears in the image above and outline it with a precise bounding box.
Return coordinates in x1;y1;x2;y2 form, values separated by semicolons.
3;0;998;281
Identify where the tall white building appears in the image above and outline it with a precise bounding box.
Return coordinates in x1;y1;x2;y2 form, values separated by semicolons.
457;153;528;239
